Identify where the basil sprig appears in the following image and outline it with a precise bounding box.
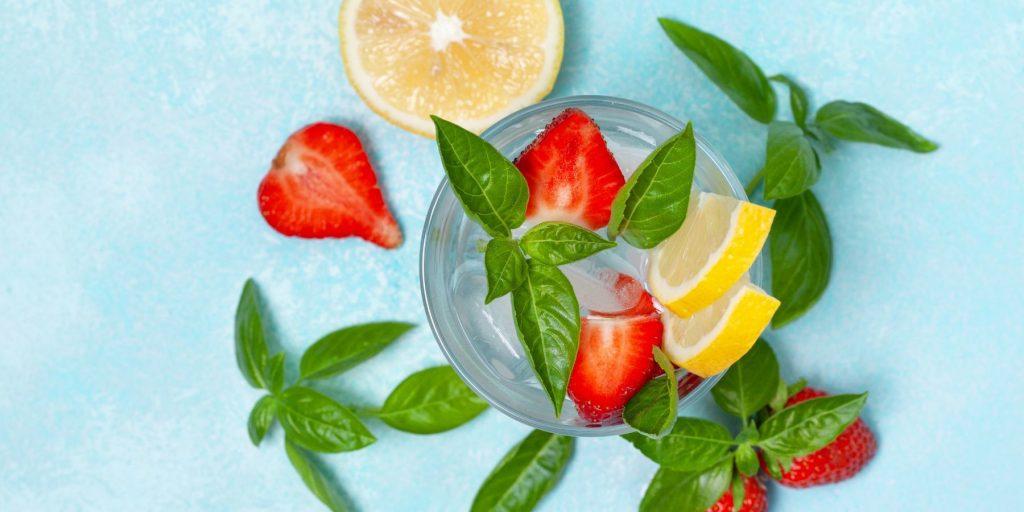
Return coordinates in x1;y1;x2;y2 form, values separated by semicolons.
660;19;937;326
471;430;574;512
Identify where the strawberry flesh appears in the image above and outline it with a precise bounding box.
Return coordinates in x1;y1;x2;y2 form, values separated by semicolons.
258;122;402;248
514;108;625;229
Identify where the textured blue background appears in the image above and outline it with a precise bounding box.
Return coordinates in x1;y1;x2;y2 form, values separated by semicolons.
2;0;1022;510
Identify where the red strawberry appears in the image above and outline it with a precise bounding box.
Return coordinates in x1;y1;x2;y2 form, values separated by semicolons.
707;476;767;512
763;387;878;488
258;123;402;248
568;311;663;423
514;108;625;229
589;273;658;317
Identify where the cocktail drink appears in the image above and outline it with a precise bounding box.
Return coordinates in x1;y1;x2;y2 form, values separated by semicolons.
421;96;771;436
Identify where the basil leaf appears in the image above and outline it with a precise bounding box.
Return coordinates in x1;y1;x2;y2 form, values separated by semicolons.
658;19;776;123
276;386;375;453
762;121;820;200
815;100;938;153
770;191;832;327
761;450;784;479
607;123;696;249
265;353;286;394
432;116;529;237
640;458;732;512
770;75;810;128
247;395;277;446
235;278;270;389
299;322;414;380
730;473;746;512
623;347;678;438
768;376;789;412
758;393;868;458
484;238;528;304
511;260;580;417
734;444;759;477
378;365;489;434
471;430;573;512
519;222;616;265
622;417;732;471
788;378;808;397
711;339;780;419
284;438;350;512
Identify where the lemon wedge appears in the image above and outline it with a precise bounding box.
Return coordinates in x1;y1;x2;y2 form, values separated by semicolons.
661;276;780;377
339;0;564;137
648;192;775;318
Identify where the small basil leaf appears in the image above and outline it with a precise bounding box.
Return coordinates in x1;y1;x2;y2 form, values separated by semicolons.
622;417;732;471
770;75;810;128
299;322;415;381
658;19;776;123
711;339;780;419
623;347;678;438
378;365;489;434
762;121;820;200
284;438;350;512
432;116;529;237
770;191;832;327
484;238;528;304
511;260;580;417
640;458;733;512
761;451;783;479
276;386;375;453
758;393;868;458
734;444;759;477
519;222;616;265
247;395;277;446
803;123;836;152
471;430;574;512
787;378;808;397
235;278;270;389
730;473;746;512
768;376;789;412
265;353;286;395
815;100;938;152
608;123;696;248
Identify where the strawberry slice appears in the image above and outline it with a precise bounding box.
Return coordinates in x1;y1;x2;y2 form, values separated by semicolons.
258;123;402;248
514;108;625;229
568;308;664;423
590;273;658;317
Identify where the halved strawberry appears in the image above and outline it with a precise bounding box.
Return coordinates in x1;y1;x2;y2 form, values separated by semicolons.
590;273;658;317
514;108;625;229
568;311;664;423
258;123;402;248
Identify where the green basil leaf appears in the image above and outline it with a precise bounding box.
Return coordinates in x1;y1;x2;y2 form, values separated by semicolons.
815;100;938;153
284;438;350;512
658;19;776;123
471;430;574;512
761;450;784;479
770;191;832;327
758;393;868;458
622;417;732;471
730;472;746;512
762;121;820;200
640;458;732;512
768;375;790;412
247;395;277;446
235;278;270;389
484;238;528;304
787;378;808;397
276;386;375;453
511;260;580;417
519;222;616;265
378;365;489;434
623;347;678;438
432;116;529;237
770;75;810;128
711;339;780;419
734;444;759;477
264;353;286;395
299;322;415;380
607;123;696;249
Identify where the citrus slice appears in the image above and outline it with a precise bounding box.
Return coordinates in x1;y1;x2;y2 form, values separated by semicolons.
648;191;775;318
661;276;780;377
339;0;564;137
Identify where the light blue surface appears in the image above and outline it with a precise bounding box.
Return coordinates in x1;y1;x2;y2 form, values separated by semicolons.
1;1;1021;510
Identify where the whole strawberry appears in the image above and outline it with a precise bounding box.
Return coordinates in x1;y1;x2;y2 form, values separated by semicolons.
707;476;767;512
765;387;877;487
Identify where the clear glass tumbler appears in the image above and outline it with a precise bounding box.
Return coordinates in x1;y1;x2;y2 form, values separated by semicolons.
420;95;761;436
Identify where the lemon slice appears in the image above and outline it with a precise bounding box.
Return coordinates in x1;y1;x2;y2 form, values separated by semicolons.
339;0;564;137
648;192;775;318
661;276;780;377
